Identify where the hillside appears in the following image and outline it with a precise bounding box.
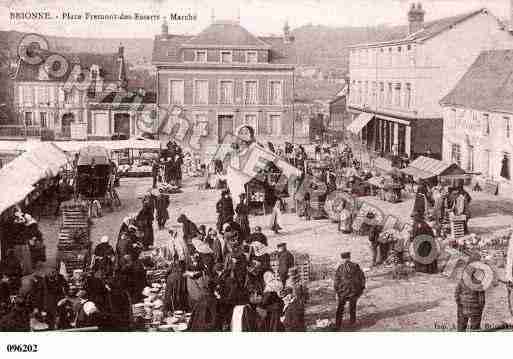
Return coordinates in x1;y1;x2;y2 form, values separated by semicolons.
1;23;405;71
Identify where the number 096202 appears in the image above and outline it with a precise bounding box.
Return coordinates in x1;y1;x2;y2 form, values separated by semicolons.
6;344;39;352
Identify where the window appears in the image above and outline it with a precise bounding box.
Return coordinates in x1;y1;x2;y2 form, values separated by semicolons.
484;150;491;177
451;109;457;129
195;51;207;63
378;82;384;106
482;113;490;135
194;80;208;104
169;80;185;105
246;51;257;64
243;114;258;133
405;83;412;109
388;47;393;66
24;112;33;126
269;81;282;105
38;87;49;104
505;117;510;138
22;86;32;104
219;81;234;104
364;81;368;104
64;90;72;104
451;143;461;167
407;44;412;51
468;145;474;172
371;81;376;105
40;112;47;128
268;114;281;135
244;81;258;105
221;51;232;63
502;152;511;180
387;83;393;105
357;81;362;103
394;83;402;107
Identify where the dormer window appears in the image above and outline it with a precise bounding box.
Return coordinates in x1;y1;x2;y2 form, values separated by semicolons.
221;51;232;64
196;50;207;63
246;51;257;64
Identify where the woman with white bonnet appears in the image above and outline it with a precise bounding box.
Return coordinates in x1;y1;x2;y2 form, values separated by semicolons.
260;271;285;331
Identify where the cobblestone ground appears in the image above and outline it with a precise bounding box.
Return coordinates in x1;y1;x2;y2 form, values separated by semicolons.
36;176;513;331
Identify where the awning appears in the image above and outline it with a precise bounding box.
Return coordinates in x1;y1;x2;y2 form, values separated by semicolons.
347;113;373;134
401;156;465;179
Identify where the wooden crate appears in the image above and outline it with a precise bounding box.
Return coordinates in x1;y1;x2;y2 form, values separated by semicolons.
269;251;311;284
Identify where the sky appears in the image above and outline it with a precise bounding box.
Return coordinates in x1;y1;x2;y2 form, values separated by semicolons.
0;0;511;38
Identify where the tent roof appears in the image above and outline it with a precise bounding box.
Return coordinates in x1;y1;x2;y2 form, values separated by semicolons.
401;156;465;179
77;146;111;166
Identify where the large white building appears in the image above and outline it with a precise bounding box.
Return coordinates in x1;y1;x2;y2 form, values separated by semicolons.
440;49;513;196
347;4;513;160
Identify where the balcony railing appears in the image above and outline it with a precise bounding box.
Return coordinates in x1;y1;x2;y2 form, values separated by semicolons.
0;125;72;140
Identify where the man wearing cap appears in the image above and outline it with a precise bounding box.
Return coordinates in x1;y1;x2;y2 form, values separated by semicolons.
334;252;365;330
216;190;234;233
455;262;486;331
277;243;295;287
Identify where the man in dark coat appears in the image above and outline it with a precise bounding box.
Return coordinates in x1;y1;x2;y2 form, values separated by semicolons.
156;194;170;230
177;214;199;242
151;159;160;188
164;262;189;313
455;263;486;331
216;190;234;232
187;279;221;331
277;243;294;287
334;252;365;330
368;223;383;266
136;196;154;249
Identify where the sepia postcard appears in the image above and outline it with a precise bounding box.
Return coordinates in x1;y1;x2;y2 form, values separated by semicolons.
1;0;513;353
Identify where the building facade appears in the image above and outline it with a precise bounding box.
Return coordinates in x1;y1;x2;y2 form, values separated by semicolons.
152;19;297;155
347;4;513;160
11;46;155;139
441;50;513;196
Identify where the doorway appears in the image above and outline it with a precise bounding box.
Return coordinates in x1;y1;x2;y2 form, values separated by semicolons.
114;113;130;137
61;113;75;137
218;114;234;143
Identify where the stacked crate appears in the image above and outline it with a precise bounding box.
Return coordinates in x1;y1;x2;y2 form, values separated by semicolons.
57;201;91;275
270;251;311;285
450;214;466;240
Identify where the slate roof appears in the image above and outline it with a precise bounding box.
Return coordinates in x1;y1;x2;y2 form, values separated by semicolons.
152;22;295;65
183;21;270;48
14;49;126;83
349;8;487;48
440;49;513;113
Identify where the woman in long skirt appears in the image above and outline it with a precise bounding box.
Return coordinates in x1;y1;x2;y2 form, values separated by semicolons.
235;193;250;243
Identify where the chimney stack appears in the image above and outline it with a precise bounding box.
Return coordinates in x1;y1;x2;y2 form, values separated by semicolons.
161;20;168;36
283;20;294;43
408;2;425;34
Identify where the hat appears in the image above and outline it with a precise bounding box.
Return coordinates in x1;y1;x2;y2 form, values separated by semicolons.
254;226;262;232
142;287;152;297
222;222;231;232
100;235;109;243
24;213;36;226
366;212;375;219
192;239;214;254
277;242;287;248
83;301;98;316
340;252;351;259
177;214;186;223
221;189;230;196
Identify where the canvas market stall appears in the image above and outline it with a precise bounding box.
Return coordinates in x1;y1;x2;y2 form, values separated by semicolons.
401;156;467;186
